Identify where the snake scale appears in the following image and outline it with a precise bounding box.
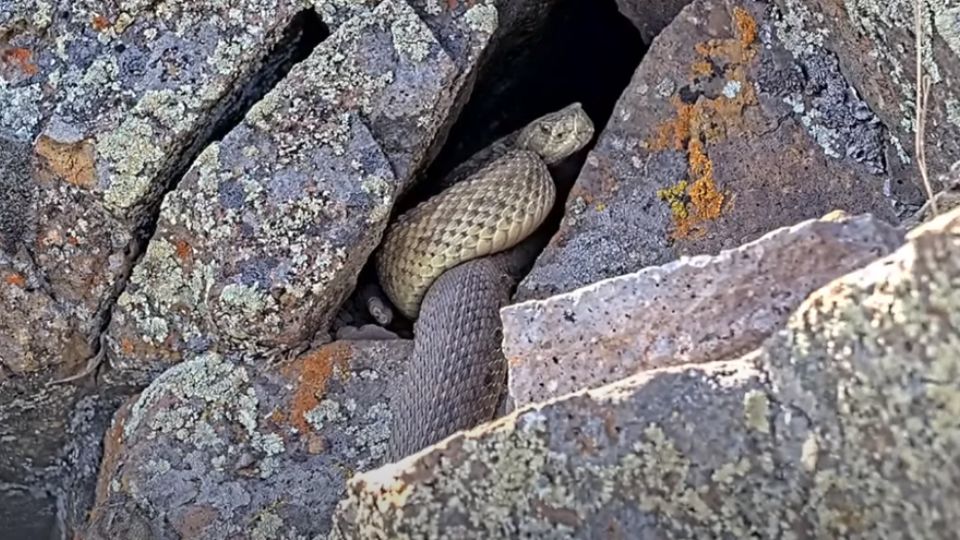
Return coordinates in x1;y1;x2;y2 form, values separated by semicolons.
376;102;595;460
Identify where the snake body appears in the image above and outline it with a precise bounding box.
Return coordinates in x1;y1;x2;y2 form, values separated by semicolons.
376;103;595;460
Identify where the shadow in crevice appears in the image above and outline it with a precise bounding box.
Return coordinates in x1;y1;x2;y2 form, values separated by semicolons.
335;0;645;336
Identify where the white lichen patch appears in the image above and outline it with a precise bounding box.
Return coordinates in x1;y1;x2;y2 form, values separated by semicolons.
463;3;499;36
115;237;213;347
390;10;433;63
98;116;166;212
0;84;44;140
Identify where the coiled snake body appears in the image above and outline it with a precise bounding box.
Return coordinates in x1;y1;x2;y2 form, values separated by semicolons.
376;103;595;460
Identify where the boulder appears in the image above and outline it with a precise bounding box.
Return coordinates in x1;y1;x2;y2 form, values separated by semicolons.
328;202;960;540
103;0;496;383
85;340;412;539
515;0;906;302
502;212;904;408
772;0;960;182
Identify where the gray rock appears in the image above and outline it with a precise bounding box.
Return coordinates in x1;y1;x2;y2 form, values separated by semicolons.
502;212;905;408
0;0;523;534
85;339;412;539
771;0;960;189
2;3;316;535
103;0;500;383
514;0;903;303
328;205;960;539
614;0;695;43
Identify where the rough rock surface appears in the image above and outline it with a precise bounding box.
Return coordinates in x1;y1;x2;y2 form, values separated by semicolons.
614;0;695;43
1;0;312;380
502;212;905;407
0;0;540;535
2;2;312;535
104;0;496;382
85;339;412;539
329;204;960;540
515;0;906;302
773;0;960;182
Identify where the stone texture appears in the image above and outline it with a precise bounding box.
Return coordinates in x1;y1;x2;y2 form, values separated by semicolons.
0;0;314;378
502;212;905;408
0;0;532;535
515;0;905;302
85;339;412;540
614;0;695;43
329;205;960;539
772;0;960;184
104;0;495;382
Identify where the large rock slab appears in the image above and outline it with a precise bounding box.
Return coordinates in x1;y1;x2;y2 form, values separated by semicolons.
502;212;904;408
329;205;960;539
515;0;905;302
2;2;312;535
104;0;497;382
85;339;412;539
773;0;960;181
0;0;312;378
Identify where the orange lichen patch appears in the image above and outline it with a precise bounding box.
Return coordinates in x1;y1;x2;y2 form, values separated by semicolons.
649;98;699;151
92;14;111;31
120;338;136;355
733;6;758;48
175;239;192;261
674;140;726;239
35;136;97;189
691;59;714;78
5;272;27;288
1;48;39;76
647;6;761;238
282;342;353;434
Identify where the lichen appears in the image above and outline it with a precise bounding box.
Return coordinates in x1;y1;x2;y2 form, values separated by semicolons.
334;210;960;539
647;6;758;238
463;3;499;35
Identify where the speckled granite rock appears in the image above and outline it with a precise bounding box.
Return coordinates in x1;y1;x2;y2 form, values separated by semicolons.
515;0;905;302
104;0;498;382
329;205;960;539
772;0;960;183
85;339;412;539
502;212;904;408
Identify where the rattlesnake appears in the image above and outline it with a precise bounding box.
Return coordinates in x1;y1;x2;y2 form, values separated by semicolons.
376;103;595;460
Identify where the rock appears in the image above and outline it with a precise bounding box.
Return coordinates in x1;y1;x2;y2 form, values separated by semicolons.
0;0;319;378
104;0;495;381
502;212;905;408
614;0;695;43
1;2;320;533
515;0;904;302
329;204;960;539
85;340;412;539
772;0;960;185
0;0;540;534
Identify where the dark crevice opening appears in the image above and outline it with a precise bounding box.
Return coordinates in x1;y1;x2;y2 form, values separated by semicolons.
85;10;330;380
335;0;645;337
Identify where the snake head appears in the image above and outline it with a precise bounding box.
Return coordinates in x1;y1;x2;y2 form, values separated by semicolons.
517;102;596;165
